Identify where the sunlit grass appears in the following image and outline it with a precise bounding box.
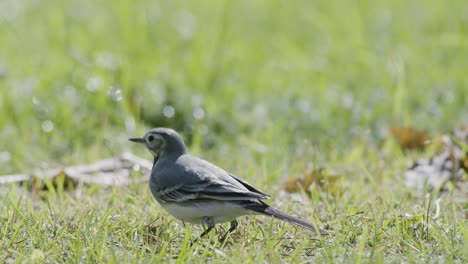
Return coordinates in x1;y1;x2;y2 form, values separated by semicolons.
0;0;467;262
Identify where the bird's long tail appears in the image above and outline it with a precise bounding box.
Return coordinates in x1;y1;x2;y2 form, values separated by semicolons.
244;202;329;235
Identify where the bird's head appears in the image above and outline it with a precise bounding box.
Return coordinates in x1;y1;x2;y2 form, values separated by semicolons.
129;128;188;158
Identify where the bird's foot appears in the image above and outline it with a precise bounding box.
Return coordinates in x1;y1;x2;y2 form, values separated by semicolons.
219;220;238;243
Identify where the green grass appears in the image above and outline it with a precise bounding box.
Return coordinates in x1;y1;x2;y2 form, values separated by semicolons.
0;0;467;263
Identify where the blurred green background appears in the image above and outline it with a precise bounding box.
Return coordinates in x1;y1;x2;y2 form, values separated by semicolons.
0;0;466;172
1;1;467;262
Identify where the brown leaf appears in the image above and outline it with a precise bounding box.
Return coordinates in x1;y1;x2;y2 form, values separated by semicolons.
284;168;341;194
404;125;467;193
391;126;430;150
27;171;77;192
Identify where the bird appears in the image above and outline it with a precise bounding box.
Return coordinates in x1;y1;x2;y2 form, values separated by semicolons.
129;127;329;239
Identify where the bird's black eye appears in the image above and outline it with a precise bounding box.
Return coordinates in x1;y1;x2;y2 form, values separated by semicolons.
148;135;155;142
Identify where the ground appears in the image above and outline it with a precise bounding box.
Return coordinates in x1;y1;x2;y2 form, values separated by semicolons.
0;0;467;263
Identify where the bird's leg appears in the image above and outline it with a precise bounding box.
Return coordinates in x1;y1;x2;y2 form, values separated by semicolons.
220;220;238;242
199;216;215;238
228;219;238;234
199;226;214;238
189;217;215;246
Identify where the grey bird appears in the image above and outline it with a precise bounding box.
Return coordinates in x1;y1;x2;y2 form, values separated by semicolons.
130;128;329;238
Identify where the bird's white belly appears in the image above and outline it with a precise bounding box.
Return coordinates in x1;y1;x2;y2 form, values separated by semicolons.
160;201;251;224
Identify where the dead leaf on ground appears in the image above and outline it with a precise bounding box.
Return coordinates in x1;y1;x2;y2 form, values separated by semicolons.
391;126;431;150
284;168;342;194
27;171;77;192
404;125;467;194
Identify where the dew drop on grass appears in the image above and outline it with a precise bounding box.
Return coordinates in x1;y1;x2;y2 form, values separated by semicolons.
163;105;175;118
192;107;204;120
86;76;103;92
32;96;40;106
132;164;141;171
41;120;54;133
107;86;122;102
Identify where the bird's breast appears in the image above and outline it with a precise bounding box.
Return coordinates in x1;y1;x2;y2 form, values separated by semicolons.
159;200;252;224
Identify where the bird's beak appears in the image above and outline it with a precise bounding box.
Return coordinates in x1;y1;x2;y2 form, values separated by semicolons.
129;137;144;143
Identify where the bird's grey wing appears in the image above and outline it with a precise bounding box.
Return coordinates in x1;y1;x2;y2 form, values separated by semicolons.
153;155;270;203
155;177;269;203
228;173;271;198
